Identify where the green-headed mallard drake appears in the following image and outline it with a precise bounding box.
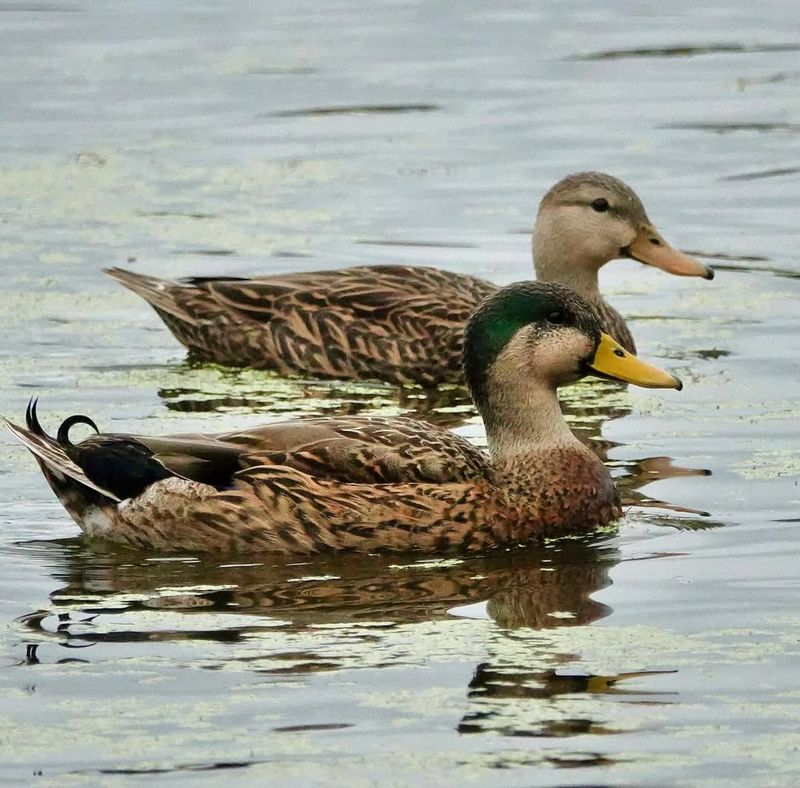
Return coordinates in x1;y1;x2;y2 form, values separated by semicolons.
4;283;681;555
105;172;711;386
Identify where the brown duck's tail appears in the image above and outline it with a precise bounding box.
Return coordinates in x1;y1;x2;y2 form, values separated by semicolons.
3;399;120;506
104;267;197;324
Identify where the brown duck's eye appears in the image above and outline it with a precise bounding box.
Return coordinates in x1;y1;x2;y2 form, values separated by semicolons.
591;198;610;213
547;310;566;324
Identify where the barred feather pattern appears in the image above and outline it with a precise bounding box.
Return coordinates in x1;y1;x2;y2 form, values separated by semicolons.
107;265;498;385
107;265;638;383
104;444;620;555
218;416;490;484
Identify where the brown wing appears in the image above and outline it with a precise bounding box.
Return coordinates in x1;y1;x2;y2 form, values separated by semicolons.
105;265;497;384
136;415;490;487
204;265;495;321
188;466;495;554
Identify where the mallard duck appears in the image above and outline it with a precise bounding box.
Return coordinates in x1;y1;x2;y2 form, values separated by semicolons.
106;172;712;386
4;283;681;554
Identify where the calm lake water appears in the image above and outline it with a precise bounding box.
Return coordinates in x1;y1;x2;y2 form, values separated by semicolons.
1;1;800;784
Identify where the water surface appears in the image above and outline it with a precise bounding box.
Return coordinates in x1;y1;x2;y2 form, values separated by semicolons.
1;1;800;784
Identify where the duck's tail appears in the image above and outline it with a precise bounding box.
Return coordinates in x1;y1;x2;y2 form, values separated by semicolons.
3;400;120;527
104;266;197;325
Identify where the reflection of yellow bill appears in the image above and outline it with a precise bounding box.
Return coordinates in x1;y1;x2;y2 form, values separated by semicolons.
589;333;682;390
627;225;714;279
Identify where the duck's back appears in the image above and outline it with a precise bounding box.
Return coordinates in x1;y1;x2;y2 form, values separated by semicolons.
107;265;498;385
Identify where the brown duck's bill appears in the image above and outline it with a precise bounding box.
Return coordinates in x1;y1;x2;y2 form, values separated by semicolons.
588;334;682;390
624;225;714;280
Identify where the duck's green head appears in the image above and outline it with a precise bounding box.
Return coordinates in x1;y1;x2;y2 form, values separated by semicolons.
463;282;681;410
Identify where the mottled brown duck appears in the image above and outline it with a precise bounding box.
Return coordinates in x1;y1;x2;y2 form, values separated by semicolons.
4;282;681;555
106;172;712;385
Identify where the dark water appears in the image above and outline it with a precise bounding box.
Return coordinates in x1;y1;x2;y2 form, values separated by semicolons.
1;1;800;784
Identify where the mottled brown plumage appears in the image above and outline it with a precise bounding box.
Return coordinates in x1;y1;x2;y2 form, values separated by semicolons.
106;265;494;385
5;283;682;555
106;172;712;384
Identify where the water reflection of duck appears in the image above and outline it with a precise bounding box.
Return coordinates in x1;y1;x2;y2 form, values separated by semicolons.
19;539;678;744
19;538;618;639
558;387;712;517
106;172;712;385
458;662;677;739
5;284;681;554
157;371;477;428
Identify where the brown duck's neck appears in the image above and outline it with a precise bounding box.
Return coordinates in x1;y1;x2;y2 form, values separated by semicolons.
484;385;578;460
592;298;636;353
532;229;635;351
532;227;605;302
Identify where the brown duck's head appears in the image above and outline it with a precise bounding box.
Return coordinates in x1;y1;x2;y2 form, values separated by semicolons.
463;282;682;412
534;171;714;281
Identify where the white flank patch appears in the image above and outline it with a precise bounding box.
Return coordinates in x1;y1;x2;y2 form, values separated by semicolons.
81;505;115;538
116;477;216;516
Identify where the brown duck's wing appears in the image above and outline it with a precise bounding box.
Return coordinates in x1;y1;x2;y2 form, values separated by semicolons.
106;265;496;383
136;416;490;487
236;302;469;384
205;265;497;321
190;466;495;554
252;266;495;383
124;434;247;487
122;264;494;324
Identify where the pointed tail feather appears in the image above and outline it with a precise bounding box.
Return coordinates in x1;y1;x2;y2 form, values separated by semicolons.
3;401;120;502
104;267;197;324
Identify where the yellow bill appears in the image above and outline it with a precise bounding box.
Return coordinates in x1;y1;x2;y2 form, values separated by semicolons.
626;225;714;280
589;333;682;389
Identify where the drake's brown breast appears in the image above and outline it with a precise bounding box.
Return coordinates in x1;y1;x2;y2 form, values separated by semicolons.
488;446;621;542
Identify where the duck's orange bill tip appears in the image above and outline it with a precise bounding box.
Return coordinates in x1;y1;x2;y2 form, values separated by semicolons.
589;334;683;390
628;227;715;280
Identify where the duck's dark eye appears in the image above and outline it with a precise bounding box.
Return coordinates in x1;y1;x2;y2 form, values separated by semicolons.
591;198;610;213
547;310;566;324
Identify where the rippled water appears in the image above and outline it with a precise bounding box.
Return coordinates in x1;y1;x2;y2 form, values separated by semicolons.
1;1;800;784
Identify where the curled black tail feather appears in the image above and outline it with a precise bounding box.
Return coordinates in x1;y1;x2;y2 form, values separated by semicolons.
4;402;121;503
26;397;45;436
57;415;100;447
17;399;176;502
27;400;101;447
